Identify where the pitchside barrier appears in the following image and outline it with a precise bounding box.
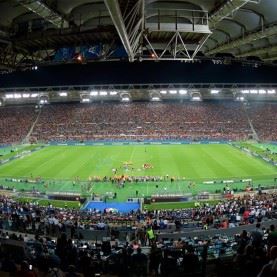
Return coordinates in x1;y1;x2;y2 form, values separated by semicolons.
0;177;276;203
48;139;228;146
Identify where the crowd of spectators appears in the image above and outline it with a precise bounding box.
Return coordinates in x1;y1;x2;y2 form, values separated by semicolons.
0;101;276;145
0;101;276;275
0;192;277;276
248;102;277;141
31;102;252;142
0;192;277;238
0;106;36;145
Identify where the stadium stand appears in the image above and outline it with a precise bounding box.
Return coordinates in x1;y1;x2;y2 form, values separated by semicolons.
0;106;36;145
0;101;276;145
248;102;277;141
0;0;276;276
0;102;276;145
0;192;277;276
30;101;252;143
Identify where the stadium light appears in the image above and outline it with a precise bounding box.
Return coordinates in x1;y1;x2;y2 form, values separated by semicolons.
122;97;130;102
59;92;68;97
76;54;83;63
211;90;219;94
39;99;48;104
99;91;108;96
31;93;38;98
241;90;249;94
191;92;202;101
258;90;266;94
169;90;177;94
267;89;276;94
90;91;98;96
109;91;118;96
6;93;35;99
160;90;167;94
236;96;245;101
191;96;201;101
151;96;160;102
81;98;90;103
250;90;258;94
5;94;14;99
179;89;187;95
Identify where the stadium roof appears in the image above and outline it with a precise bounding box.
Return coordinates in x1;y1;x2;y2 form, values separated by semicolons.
0;0;277;71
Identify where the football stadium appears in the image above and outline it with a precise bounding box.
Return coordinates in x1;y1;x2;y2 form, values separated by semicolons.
0;0;276;276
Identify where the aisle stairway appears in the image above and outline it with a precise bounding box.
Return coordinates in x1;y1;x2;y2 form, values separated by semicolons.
242;103;259;141
22;107;42;143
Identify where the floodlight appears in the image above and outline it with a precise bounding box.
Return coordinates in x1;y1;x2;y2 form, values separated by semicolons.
236;96;245;101
241;90;249;94
160;90;167;94
99;91;108;96
191;96;201;101
179;89;187;95
14;94;22;99
169;90;177;94
151;97;160;102
59;92;67;97
211;90;219;94
77;54;83;62
5;94;14;99
39;99;48;104
258;90;266;94
31;93;38;98
109;91;118;96
90;91;98;96
81;98;90;103
250;90;258;94
23;93;30;98
191;92;202;102
267;89;276;94
122;97;130;102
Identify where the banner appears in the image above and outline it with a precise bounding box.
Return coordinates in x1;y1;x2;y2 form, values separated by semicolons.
49;140;229;146
54;47;75;61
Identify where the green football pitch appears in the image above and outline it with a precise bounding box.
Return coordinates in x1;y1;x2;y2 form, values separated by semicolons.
0;142;275;206
0;144;276;182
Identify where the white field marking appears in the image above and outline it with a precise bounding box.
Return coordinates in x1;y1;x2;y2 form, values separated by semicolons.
177;181;181;194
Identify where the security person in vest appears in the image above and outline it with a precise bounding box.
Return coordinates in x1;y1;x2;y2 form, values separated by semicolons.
146;225;155;246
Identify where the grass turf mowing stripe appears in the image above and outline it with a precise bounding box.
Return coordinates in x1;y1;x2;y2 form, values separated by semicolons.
16;197;80;209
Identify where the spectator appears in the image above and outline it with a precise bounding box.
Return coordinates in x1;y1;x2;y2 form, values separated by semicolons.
131;248;148;276
258;246;277;277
